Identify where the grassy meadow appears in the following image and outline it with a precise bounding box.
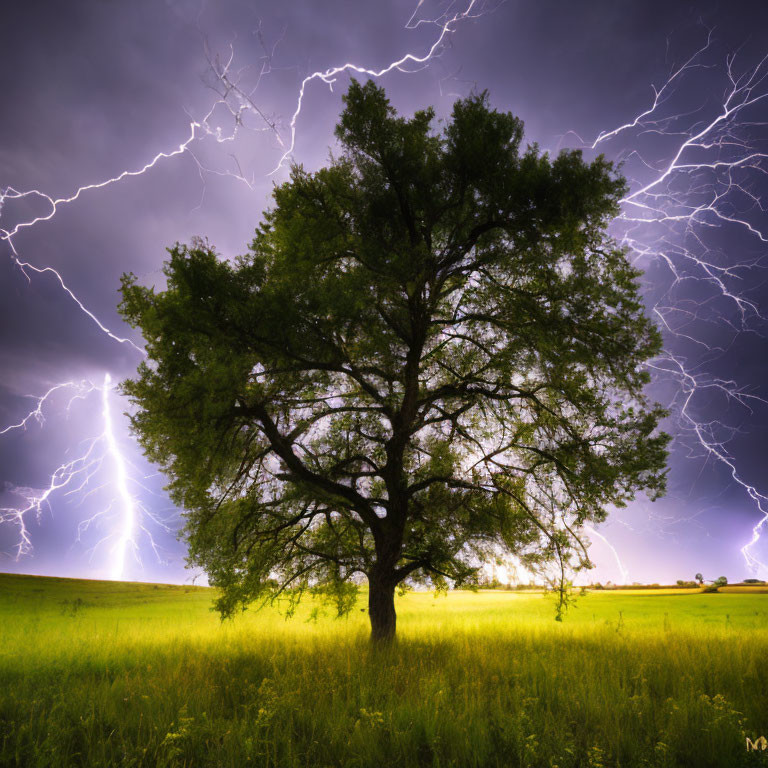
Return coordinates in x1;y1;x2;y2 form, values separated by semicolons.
2;574;768;767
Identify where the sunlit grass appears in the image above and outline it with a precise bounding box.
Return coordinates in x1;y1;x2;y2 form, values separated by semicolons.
2;573;768;767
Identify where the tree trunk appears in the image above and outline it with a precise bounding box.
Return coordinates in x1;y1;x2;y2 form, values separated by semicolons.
368;574;397;642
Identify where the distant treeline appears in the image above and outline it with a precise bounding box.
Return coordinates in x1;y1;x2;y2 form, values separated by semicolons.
459;580;547;591
590;580;766;590
465;578;766;591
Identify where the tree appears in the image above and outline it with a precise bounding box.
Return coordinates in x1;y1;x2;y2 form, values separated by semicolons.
119;80;669;641
695;573;704;585
714;576;728;587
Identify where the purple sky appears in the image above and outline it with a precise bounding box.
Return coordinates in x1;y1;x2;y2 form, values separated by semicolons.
1;0;767;585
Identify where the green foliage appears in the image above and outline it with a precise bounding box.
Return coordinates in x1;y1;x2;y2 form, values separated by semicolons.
119;80;669;633
715;576;729;587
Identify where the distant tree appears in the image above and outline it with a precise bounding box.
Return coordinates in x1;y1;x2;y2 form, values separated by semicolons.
119;80;669;642
714;576;728;587
744;578;764;584
695;572;704;585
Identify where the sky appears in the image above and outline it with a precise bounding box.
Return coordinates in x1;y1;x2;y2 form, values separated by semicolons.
1;0;767;586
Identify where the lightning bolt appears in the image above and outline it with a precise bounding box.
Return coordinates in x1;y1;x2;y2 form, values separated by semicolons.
101;373;137;579
0;380;94;436
0;375;171;578
575;29;768;579
271;0;488;173
582;526;630;585
1;0;489;339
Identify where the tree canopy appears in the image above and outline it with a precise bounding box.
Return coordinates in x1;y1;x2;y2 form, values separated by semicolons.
119;80;669;641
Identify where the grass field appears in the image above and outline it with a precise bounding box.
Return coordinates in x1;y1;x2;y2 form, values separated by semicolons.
2;574;768;767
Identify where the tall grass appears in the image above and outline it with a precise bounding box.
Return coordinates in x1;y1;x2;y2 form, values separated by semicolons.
2;574;768;767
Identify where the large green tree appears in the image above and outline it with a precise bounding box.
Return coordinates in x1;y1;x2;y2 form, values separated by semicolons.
120;81;668;641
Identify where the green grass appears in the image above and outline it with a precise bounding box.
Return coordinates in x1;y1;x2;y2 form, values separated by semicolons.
2;573;768;767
